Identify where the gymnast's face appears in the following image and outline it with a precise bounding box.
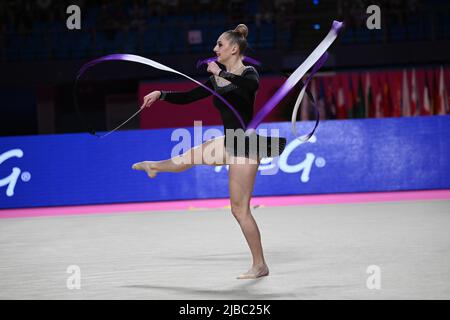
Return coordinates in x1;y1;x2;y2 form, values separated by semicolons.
213;33;238;64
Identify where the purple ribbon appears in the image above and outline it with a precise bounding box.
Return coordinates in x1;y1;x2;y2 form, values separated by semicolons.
76;21;343;139
197;21;343;140
75;53;248;130
195;53;326;138
247;52;328;133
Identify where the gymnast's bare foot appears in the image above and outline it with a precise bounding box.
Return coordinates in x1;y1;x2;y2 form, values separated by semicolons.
132;161;158;178
237;264;269;279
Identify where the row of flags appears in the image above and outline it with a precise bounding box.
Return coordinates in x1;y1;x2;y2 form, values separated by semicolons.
299;66;450;120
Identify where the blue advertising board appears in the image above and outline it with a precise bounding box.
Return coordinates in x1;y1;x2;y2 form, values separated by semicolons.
1;116;449;210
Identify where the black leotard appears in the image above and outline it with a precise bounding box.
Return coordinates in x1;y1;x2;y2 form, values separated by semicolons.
160;66;259;131
159;66;286;158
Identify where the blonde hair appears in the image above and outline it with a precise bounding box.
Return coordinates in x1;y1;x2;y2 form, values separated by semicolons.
225;24;249;56
234;24;248;38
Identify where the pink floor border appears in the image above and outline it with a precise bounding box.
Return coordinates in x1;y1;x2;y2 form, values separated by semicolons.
1;189;450;219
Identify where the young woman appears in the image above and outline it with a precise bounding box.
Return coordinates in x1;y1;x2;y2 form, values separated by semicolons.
133;24;286;279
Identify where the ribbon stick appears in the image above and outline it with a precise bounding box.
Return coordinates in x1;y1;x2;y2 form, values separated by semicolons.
75;54;247;138
246;20;344;141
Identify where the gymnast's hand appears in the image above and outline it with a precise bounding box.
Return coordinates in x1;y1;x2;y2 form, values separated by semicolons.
207;62;221;76
141;91;161;109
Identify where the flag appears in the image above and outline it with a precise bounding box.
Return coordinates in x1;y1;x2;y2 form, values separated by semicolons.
446;68;450;112
337;76;346;119
436;66;448;115
346;74;356;118
365;73;373;118
410;69;419;116
390;71;402;117
374;73;383;118
317;77;327;120
382;74;391;117
354;75;366;118
429;69;438;115
324;76;337;119
422;75;432;116
402;69;411;116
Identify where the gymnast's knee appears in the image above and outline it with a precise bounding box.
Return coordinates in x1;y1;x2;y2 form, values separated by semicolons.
230;202;251;222
171;154;194;171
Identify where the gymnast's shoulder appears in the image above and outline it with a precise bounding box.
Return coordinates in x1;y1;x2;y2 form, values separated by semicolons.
243;65;259;77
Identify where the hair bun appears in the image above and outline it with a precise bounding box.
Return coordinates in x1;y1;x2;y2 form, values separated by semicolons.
234;24;248;39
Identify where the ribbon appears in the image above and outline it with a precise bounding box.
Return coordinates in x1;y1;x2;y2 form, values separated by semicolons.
75;54;247;138
246;20;343;140
196;55;324;142
196;21;343;141
75;21;343;140
289;52;328;142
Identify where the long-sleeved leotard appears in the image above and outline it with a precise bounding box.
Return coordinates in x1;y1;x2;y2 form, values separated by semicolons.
159;66;286;158
160;66;259;131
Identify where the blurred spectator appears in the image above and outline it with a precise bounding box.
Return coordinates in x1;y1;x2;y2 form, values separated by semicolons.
160;0;178;15
229;0;245;20
211;1;225;13
129;0;146;31
256;0;274;24
99;0;128;35
147;0;166;17
0;0;444;64
198;0;211;7
408;0;419;13
275;0;295;21
387;0;405;26
275;0;294;12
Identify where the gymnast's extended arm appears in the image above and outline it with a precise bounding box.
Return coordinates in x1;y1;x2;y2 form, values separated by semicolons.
158;78;214;104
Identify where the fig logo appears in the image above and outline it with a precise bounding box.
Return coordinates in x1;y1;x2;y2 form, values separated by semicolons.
0;149;30;197
215;135;326;181
278;135;326;182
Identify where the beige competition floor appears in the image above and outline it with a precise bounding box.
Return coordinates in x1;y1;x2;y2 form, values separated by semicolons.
0;199;449;299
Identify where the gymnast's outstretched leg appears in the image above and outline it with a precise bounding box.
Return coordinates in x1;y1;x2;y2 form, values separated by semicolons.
132;136;227;177
228;155;269;279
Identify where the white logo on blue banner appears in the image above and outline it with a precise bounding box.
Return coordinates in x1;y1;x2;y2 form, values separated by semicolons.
214;135;326;182
0;149;28;197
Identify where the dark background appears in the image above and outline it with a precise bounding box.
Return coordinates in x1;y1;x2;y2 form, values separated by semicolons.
0;0;449;136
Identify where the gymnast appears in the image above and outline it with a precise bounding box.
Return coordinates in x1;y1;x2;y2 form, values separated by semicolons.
132;24;286;279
